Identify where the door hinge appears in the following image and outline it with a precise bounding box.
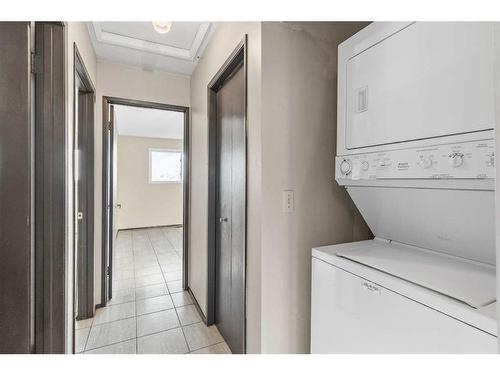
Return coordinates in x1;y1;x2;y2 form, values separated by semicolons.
106;266;111;276
30;52;37;74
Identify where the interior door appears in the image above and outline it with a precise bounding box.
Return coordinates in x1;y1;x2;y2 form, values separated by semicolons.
0;22;33;353
75;85;95;320
103;104;116;302
215;64;246;354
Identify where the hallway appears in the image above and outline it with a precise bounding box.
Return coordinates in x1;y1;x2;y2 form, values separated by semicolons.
75;227;231;354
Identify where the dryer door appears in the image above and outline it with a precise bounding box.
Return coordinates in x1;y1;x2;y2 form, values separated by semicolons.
345;22;494;150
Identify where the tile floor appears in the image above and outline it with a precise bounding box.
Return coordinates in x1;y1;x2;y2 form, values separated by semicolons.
75;226;231;354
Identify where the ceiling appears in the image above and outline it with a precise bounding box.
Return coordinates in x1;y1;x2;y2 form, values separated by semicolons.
115;105;184;140
87;22;215;75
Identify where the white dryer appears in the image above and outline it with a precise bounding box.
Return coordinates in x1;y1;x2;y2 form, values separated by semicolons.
311;22;498;353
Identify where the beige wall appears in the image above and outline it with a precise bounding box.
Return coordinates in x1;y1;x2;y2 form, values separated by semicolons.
65;22;98;353
189;21;370;354
94;61;190;308
116;136;183;230
260;22;371;353
189;22;263;353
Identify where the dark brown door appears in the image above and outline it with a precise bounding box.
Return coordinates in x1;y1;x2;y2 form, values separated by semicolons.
103;104;116;302
0;22;33;353
215;64;246;354
34;22;66;353
75;84;95;319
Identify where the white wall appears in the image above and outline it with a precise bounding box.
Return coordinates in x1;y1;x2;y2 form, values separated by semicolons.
94;60;190;305
65;22;98;353
189;22;263;353
116;136;183;230
494;22;500;353
260;22;371;353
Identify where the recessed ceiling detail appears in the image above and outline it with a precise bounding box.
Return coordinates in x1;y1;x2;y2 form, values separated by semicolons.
87;22;215;75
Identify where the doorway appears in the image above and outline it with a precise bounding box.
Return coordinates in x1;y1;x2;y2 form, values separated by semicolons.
101;97;190;308
207;37;247;354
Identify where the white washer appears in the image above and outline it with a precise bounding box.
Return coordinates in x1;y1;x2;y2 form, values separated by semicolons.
311;22;498;353
311;240;497;353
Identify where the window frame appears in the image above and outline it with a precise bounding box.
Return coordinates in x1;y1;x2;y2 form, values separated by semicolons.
148;147;183;184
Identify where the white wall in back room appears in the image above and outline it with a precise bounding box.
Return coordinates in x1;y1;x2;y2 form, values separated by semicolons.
116;135;183;230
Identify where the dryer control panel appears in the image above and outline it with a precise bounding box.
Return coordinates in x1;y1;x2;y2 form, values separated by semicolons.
336;139;495;180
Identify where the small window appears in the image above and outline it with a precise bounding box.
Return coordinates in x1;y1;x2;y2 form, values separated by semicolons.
149;148;182;183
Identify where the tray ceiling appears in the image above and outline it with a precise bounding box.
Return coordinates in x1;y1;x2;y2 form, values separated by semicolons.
87;22;214;75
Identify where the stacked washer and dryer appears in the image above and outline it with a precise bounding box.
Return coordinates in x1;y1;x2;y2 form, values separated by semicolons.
311;22;498;353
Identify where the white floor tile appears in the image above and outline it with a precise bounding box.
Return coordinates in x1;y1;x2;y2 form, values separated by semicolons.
191;341;232;354
183;322;224;352
93;301;135;325
85;339;137;354
136;295;174;316
135;273;165;288
176;305;202;326
137;328;188;354
75;328;90;353
134;265;162;278
86;318;136;350
107;288;135;306
163;270;182;282
167;280;183;293
75;317;93;330
137;309;180;337
170;291;193;307
81;226;229;355
113;278;135;291
135;283;168;300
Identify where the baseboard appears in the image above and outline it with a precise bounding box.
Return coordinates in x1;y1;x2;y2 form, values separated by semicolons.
117;224;183;231
187;287;207;325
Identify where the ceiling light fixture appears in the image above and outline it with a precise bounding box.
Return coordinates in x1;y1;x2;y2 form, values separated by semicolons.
152;21;173;34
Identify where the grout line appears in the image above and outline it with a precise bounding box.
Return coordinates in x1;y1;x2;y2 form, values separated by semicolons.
92;228;190;355
89;313;137;327
134;319;204;339
83;328;224;355
77;326;92;354
83;320;208;354
84;337;137;354
188;339;228;354
87;309;200;332
145;227;191;352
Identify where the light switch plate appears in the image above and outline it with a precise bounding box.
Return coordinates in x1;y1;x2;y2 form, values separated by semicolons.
282;190;294;213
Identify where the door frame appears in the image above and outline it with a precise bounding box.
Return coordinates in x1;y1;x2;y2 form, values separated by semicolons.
72;44;96;323
206;36;247;352
101;96;191;307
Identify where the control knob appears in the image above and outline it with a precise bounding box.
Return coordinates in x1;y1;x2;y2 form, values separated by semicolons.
339;159;352;175
449;152;464;168
417;157;432;169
